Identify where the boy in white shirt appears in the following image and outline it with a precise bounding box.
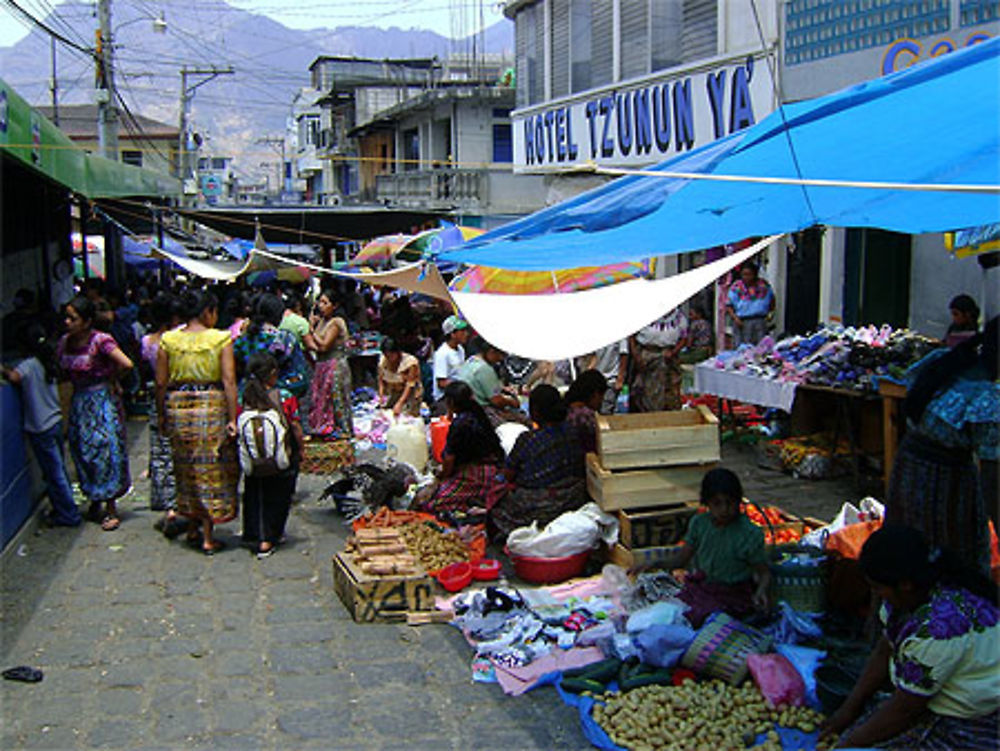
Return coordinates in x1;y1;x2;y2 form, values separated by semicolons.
431;315;469;412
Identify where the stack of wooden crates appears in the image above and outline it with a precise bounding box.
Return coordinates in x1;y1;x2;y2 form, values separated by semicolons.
585;405;720;568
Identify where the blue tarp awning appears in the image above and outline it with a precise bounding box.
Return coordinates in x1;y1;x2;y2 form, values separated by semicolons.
442;38;1000;271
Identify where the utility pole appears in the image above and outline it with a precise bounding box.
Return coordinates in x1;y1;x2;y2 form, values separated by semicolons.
96;0;118;160
50;37;59;126
256;136;287;196
178;66;235;186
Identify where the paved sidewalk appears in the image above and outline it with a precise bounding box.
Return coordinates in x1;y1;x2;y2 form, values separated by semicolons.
1;422;589;751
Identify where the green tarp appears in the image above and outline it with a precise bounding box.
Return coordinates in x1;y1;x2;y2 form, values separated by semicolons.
0;78;179;199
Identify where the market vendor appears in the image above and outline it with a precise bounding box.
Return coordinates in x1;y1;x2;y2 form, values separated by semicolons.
821;524;999;749
412;381;506;520
564;369;608;455
431;315;469;414
661;468;770;628
629;308;688;412
377;337;423;417
455;342;529;427
887;316;998;576
489;384;587;542
944;293;980;348
726;261;775;346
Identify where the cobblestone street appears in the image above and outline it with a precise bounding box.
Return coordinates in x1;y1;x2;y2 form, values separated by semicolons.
1;418;859;751
1;419;590;751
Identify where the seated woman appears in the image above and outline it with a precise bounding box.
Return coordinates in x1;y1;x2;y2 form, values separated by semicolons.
822;524;999;749
412;381;506;521
377;337;423;417
663;468;770;628
489;384;586;542
564;369;608;456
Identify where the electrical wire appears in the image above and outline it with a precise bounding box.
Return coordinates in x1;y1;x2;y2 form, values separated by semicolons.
2;0;96;57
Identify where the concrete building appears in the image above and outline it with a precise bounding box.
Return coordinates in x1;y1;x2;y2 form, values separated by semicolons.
502;0;999;338
38;104;179;178
350;84;547;228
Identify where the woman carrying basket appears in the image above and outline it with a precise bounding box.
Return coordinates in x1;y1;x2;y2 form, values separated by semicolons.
156;290;240;555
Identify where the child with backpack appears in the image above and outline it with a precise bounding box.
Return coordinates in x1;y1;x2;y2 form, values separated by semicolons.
1;323;83;527
237;351;303;559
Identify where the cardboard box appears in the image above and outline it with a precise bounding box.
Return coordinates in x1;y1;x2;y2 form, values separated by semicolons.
332;552;435;623
586;452;712;511
596;405;720;470
618;502;701;548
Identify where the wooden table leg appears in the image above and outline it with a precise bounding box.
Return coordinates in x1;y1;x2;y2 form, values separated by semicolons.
882;395;900;493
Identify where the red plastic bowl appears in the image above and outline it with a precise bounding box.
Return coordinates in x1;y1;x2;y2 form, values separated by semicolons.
436;561;473;592
471;558;501;581
504;547;591;584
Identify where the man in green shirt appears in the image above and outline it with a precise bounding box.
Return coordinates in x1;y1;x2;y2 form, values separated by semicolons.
455;343;528;427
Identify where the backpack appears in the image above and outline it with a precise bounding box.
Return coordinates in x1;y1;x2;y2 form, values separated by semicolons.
237;408;291;477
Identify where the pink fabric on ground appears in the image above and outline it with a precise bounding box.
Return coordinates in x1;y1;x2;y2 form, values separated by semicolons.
493;646;605;696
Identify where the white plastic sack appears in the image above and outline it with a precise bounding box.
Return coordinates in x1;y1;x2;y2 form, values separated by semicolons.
506;502;619;558
496;422;529;455
626;601;689;633
801;497;885;548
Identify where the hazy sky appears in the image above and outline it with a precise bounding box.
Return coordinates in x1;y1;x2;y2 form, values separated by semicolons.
0;0;505;47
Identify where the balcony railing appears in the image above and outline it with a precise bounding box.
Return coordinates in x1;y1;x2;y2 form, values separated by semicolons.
374;169;486;210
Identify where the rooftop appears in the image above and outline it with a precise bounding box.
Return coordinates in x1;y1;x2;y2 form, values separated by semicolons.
37;105;179;140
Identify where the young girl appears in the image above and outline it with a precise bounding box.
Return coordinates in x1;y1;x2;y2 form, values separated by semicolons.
1;323;82;527
240;352;303;559
667;468;770;627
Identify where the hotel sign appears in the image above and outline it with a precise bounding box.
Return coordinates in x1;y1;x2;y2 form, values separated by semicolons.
513;53;774;171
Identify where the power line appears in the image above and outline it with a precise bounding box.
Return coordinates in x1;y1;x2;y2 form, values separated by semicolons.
2;0;96;57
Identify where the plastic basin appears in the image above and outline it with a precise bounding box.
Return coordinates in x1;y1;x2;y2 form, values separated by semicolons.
505;547;591;584
471;558;501;581
436;561;473;592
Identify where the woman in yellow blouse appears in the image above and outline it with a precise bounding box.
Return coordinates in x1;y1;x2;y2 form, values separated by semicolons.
377;337;423;417
155;290;239;555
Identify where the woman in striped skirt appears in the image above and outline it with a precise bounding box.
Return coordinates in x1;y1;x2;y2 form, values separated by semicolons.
156;290;239;555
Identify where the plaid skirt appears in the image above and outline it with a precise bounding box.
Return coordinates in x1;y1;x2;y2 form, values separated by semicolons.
849;702;999;749
413;463;507;517
67;383;131;503
489;477;587;541
148;401;177;511
887;432;989;575
166;387;239;523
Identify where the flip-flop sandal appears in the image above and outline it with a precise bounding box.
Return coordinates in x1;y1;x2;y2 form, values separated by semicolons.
2;666;43;683
202;540;225;557
100;515;120;532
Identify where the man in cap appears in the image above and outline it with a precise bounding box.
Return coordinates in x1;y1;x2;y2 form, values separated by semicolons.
431;315;469;414
455;342;530;427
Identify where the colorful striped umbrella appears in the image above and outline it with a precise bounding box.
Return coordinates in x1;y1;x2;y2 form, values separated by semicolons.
350;234;411;268
449;259;654;295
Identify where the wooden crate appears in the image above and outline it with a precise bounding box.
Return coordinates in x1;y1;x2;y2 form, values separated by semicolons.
618;502;701;548
596;405;720;470
605;542;680;570
586;452;712;511
332;552;434;623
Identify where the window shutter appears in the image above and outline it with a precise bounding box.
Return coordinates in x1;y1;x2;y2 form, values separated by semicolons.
551;0;570;98
516;12;529;109
620;0;650;80
682;0;718;62
591;0;613;87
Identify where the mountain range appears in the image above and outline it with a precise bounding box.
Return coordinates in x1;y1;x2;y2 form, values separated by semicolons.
0;0;514;177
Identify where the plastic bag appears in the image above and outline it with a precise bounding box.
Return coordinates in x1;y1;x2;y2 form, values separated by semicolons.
826;520;882;559
747;653;806;708
764;601;824;645
802;498;884;547
506;502;619;558
634;624;696;669
775;644;826;709
496;422;529;456
626;601;687;633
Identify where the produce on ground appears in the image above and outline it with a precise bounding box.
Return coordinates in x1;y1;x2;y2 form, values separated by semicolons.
398;521;471;573
590;678;831;751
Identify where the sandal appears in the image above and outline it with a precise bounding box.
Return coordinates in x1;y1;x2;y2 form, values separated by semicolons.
202;540;225;557
100;515;120;532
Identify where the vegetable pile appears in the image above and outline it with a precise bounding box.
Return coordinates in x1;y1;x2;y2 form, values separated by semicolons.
397;521;471;573
590;678;829;751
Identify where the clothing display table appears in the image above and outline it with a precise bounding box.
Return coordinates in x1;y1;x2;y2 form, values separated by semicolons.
693;364;799;412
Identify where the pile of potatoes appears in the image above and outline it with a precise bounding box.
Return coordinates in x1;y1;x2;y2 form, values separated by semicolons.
590;678;829;751
398;522;469;572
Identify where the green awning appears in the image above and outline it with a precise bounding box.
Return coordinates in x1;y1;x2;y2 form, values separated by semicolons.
0;78;180;199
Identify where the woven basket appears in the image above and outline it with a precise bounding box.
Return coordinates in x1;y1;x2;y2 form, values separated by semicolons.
680;612;773;685
769;544;828;613
300;439;355;475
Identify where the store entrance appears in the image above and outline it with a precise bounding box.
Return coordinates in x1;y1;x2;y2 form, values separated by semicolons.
784;227;822;336
843;228;912;328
